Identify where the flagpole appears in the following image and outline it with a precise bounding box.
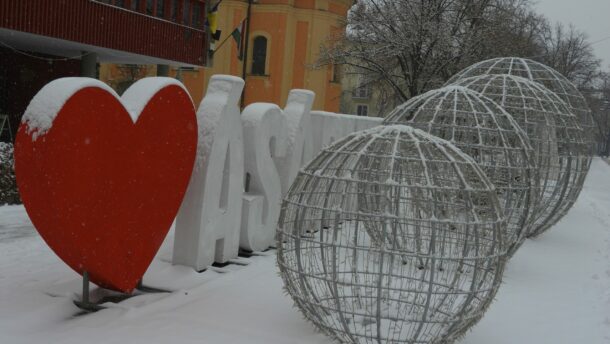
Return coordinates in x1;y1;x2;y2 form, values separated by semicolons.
240;0;253;109
213;30;235;53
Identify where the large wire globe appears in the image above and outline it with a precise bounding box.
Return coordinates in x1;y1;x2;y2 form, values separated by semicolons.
447;57;595;159
277;125;508;344
452;74;587;237
383;86;538;255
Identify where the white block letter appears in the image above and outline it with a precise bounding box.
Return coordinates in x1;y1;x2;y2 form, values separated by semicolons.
276;90;315;195
173;75;245;271
240;104;287;252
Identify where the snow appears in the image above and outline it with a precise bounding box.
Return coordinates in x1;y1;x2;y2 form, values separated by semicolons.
21;78;191;140
1;160;610;343
173;74;245;271
193;75;244;170
121;77;192;122
21;78;118;140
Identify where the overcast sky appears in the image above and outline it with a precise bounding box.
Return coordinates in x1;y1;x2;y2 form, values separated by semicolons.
534;0;610;69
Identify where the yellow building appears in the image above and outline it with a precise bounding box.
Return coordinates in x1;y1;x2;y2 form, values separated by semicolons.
100;0;351;111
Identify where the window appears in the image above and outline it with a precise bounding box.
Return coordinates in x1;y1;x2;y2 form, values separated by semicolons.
156;0;165;18
146;0;154;15
131;0;140;11
170;0;178;21
114;0;125;6
193;1;203;28
356;105;369;117
353;84;371;99
353;75;371;99
182;0;191;25
331;64;340;83
251;36;268;76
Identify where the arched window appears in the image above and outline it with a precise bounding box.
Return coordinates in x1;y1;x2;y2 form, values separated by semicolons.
251;36;268;76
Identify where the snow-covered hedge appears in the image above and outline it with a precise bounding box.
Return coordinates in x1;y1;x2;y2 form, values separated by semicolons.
0;143;20;205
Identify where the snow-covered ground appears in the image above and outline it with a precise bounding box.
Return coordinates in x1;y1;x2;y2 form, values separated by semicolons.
1;159;609;344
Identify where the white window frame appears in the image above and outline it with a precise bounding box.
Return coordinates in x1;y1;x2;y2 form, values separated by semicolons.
356;104;369;117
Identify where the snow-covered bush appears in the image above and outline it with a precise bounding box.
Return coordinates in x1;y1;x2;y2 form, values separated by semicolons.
0;143;21;205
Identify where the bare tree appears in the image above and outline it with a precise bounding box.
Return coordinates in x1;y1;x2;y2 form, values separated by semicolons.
324;0;606;118
586;72;610;155
539;23;601;88
321;0;547;113
473;0;547;61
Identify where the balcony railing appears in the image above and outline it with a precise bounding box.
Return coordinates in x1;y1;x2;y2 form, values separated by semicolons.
1;0;208;66
90;0;206;32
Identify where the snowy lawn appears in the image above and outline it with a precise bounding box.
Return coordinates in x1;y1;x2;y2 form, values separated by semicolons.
1;159;609;344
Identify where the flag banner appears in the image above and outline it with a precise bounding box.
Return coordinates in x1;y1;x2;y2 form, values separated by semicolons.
231;19;247;60
208;1;220;41
212;29;222;41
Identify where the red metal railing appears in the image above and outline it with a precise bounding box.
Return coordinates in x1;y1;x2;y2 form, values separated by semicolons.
0;0;207;66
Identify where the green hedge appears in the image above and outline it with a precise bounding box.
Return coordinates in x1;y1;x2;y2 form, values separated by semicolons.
0;143;21;205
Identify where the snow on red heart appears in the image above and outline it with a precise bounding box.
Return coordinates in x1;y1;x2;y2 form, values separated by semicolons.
14;77;198;293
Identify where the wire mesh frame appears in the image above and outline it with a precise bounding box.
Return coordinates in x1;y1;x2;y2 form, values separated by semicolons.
446;57;595;164
382;86;539;255
0;115;13;143
451;74;587;237
277;125;509;344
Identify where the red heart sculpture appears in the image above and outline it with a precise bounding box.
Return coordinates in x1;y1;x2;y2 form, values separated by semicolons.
14;78;198;293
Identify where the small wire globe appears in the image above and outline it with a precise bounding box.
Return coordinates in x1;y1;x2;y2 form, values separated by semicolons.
447;57;595;159
277;125;508;344
383;86;538;255
452;74;587;237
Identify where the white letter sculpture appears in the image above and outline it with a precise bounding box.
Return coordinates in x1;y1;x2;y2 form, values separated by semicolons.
173;75;245;271
276;90;315;195
311;111;356;155
240;104;288;252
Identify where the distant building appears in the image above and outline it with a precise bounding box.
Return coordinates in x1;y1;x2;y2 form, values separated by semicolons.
340;72;393;118
0;0;209;142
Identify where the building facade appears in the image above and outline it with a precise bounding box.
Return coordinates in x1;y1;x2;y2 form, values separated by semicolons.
0;0;209;141
204;0;351;111
102;0;352;110
1;0;353;142
340;72;389;118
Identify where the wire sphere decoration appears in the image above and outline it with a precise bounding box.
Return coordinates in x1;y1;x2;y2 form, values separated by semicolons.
452;74;587;237
382;86;538;255
447;57;595;161
277;125;509;344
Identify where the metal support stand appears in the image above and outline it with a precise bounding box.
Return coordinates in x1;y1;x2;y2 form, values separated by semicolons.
73;273;170;313
73;271;106;312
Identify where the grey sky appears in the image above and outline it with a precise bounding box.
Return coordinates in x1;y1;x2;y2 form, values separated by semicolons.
534;0;610;69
